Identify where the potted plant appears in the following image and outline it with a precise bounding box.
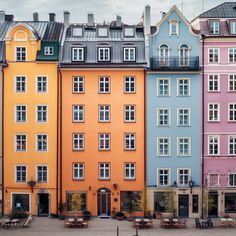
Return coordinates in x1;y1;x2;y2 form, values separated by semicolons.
161;192;176;218
83;210;91;220
111;207;116;219
127;199;135;221
116;211;125;220
58;202;66;220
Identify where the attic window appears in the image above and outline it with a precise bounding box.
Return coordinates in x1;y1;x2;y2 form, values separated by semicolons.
209;20;219;35
169;20;179;36
124;27;134;37
230;21;236;34
73;27;83;37
98;27;108;37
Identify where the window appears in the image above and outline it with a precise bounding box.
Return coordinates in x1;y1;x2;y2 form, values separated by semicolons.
159;44;169;66
178;169;190;186
229;48;236;63
225;193;236;213
229;75;236;91
192;195;199;213
99;163;110;179
209;20;219;34
66;192;86;212
209;48;219;63
229;103;236;121
36;76;47;92
15;105;27;122
229;174;236;187
208;103;220;122
157;168;170;187
73;27;83;36
209;174;219;187
73;77;84;93
73;105;84;122
36;105;48;122
154;192;173;212
124;163;135;179
123;48;135;61
124;77;135;93
12;194;30;212
208;75;219;92
177;137;191;156
15;76;26;92
73;133;84;151
15;134;27;152
36;134;48;151
177;108;190;126
177;78;190;96
157;78;170;96
157;137;171;157
73;163;84;180
157;108;170;126
99;77;110;93
124;133;136;150
170;20;178;35
124;105;136;122
16;166;26;182
44;46;54;56
208;135;219;155
179;45;189;66
15;47;26;61
98;48;110;61
37;166;48;183
229;136;236;155
124;28;134;37
72;48;84;61
230;21;236;34
99;133;110;150
98;28;108;37
99;105;110;122
120;191;141;211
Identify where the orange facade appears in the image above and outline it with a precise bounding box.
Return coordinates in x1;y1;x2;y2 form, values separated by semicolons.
61;69;145;216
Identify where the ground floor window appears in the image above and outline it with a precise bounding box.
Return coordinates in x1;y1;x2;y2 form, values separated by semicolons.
12;193;30;211
192;194;199;213
120;191;141;211
225;193;236;213
66;192;87;212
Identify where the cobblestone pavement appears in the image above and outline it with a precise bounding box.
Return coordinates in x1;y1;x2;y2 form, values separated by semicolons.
0;217;236;236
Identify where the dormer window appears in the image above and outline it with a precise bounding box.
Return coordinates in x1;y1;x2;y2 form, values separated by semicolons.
169;20;179;36
72;47;84;62
16;47;26;61
124;27;134;37
98;47;110;62
209;20;219;34
230;21;236;34
98;27;108;37
44;46;54;56
123;47;136;61
73;27;83;37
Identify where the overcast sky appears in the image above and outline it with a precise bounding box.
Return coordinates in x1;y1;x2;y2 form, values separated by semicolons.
1;0;236;24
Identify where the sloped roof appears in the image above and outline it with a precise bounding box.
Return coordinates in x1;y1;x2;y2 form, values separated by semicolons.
42;22;64;42
199;2;236;18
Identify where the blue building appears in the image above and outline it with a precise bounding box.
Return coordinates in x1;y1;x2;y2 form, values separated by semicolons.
145;5;201;218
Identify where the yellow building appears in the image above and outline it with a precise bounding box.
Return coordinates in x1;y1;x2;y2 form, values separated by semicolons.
3;16;63;216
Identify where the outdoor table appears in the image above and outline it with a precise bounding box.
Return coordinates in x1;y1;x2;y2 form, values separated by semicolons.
220;218;235;227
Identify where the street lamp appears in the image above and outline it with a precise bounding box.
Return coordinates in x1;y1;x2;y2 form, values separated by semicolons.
27;180;36;193
189;180;194;194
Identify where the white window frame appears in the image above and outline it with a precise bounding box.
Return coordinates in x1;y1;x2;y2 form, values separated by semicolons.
208;103;220;122
99;163;110;180
228;173;236;187
73;133;84;151
124;133;136;151
124;163;136;180
15;105;27;123
15;46;27;61
228;74;236;92
157;78;171;96
99;133;110;150
15;134;27;152
15;76;27;93
157;137;171;157
99;77;110;93
208;173;220;188
177;168;191;187
98;47;110;61
228;48;236;63
15;165;27;183
157;108;171;127
208;48;219;63
36;105;48;123
177;137;191;157
177;78;190;96
228;135;236;155
208;135;220;156
72;47;84;62
209;20;220;35
230;21;236;35
36;165;48;183
177;108;191;126
36;134;48;152
124;76;136;93
123;47;136;61
169;20;179;36
36;76;48;93
228;103;236;122
73;76;85;93
98;105;110;122
72;105;84;122
124;105;136;122
208;74;220;92
11;193;31;212
157;168;171;187
44;46;54;56
73;163;85;180
179;45;190;66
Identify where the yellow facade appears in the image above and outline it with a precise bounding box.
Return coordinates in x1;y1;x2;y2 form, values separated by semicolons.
3;23;58;215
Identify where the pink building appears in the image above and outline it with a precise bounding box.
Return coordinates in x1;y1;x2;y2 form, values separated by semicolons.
193;2;236;217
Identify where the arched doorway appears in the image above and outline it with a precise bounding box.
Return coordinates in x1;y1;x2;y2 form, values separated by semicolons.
97;188;111;217
37;189;49;216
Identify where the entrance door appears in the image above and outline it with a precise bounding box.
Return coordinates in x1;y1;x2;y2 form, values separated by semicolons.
208;192;218;217
98;188;111;216
38;193;49;216
178;195;189;218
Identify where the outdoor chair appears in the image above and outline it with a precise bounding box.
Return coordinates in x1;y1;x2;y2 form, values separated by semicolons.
195;218;202;229
207;218;214;228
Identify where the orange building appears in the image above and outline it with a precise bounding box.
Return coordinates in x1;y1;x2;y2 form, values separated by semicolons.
60;14;146;217
3;15;63;216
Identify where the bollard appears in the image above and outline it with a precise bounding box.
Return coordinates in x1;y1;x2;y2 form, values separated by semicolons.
117;226;119;236
133;224;139;236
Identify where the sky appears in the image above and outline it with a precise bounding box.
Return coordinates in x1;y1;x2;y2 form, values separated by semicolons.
1;0;236;24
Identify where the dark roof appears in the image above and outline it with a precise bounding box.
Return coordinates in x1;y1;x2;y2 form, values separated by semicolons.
0;21;11;40
0;41;5;63
199;2;236;18
150;26;157;35
42;22;64;42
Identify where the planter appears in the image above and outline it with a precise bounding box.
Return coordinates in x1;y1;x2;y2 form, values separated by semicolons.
127;215;134;221
116;216;125;220
161;212;174;219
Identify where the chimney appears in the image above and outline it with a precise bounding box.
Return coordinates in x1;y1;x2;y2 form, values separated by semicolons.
0;11;5;23
63;11;70;28
161;11;166;18
5;14;14;22
116;15;122;27
33;12;39;22
87;13;94;26
144;5;150;36
49;13;56;22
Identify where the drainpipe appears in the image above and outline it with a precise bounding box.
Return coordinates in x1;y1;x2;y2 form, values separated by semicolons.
56;65;59;215
144;68;147;196
201;33;206;219
1;66;4;216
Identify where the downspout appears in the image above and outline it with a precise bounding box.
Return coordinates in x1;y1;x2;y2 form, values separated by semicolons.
1;66;4;216
56;65;59;215
144;68;147;194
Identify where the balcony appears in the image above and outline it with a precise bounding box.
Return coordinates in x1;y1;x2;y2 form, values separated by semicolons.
150;56;200;71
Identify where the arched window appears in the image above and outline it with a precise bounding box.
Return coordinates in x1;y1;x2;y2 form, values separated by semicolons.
179;45;189;66
159;44;170;66
169;20;179;36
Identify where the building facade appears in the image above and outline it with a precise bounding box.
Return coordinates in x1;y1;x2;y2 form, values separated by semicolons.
60;14;146;217
193;2;236;218
3;15;63;216
146;6;202;218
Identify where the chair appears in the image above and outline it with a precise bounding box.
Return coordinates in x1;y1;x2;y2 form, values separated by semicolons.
207;218;213;228
195;218;202;229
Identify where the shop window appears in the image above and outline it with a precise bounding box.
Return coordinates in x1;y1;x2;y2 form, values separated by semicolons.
192;195;199;213
120;191;141;211
225;193;236;213
12;193;30;211
154;192;174;212
66;192;87;212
